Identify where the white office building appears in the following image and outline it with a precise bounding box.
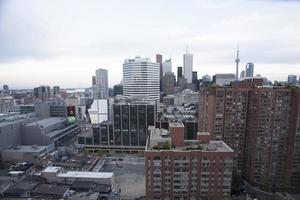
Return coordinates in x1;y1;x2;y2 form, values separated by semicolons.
95;68;108;99
123;56;160;104
183;53;193;83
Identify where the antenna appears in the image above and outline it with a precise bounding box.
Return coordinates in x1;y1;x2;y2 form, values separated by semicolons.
235;43;240;80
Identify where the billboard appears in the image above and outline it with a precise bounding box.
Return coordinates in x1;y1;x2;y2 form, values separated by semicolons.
67;106;76;123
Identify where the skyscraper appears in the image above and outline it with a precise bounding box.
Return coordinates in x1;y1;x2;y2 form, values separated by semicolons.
33;86;51;101
288;74;297;85
199;81;300;191
245;62;254;77
162;59;172;75
183;49;193;83
95;68;108;99
240;70;245;78
162;72;176;95
53;86;60;96
177;66;183;79
123;56;160;105
156;54;163;92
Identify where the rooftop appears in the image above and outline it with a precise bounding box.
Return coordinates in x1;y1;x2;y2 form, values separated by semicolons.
3;145;47;153
26;117;65;128
169;122;184;127
146;126;233;153
32;184;69;195
58;171;114;179
42;166;62;173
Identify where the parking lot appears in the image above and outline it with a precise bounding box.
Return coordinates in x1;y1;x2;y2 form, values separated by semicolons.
102;156;145;199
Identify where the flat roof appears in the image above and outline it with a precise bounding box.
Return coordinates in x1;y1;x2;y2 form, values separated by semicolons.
32;184;69;195
58;171;114;179
3;145;47;153
169;122;184;127
26;117;65;127
43;166;62;173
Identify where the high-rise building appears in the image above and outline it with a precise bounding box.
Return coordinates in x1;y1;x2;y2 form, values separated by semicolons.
199;81;300;191
123;56;160;105
199;86;250;174
162;59;172;76
145;124;233;199
113;84;123;96
183;51;193;83
156;54;163;92
53;86;60;96
33;86;51;101
288;74;297;85
240;70;245;78
245;62;254;77
177;66;183;81
92;76;96;86
162;72;176;95
192;71;199;90
95;68;108;99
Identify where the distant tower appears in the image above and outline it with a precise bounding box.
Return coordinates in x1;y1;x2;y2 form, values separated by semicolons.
235;44;240;80
183;45;193;83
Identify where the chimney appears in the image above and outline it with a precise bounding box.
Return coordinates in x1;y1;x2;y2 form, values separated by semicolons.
169;123;184;147
197;132;211;143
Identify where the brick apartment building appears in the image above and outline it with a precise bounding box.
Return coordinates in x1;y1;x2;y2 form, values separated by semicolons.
145;123;234;200
198;79;300;191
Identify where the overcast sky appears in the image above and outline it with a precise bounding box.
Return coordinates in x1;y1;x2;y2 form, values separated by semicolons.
0;0;300;88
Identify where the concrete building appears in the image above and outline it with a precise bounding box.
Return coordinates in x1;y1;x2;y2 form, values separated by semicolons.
183;52;193;83
177;66;183;83
213;73;236;86
145;125;233;200
245;62;254;77
79;98;156;149
0;95;15;113
95;68;109;99
162;72;176;95
22;117;81;147
288;74;298;85
1;145;48;164
162;59;172;76
113;84;123;96
123;56;160;105
53;86;60;96
199;81;300;192
33;86;51;101
156;54;163;92
240;70;245;78
41;166;115;187
0;113;38;151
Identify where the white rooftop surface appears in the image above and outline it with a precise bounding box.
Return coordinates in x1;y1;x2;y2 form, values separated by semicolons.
58;171;114;179
43;166;62;173
26;117;65;127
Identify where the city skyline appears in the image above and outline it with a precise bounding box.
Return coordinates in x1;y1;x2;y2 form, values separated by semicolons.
1;0;300;88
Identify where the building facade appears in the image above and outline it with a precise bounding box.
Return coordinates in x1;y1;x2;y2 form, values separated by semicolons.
183;53;193;83
95;68;109;99
145;125;233;200
162;72;176;95
245;62;254;77
123;56;160;105
199;82;300;192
